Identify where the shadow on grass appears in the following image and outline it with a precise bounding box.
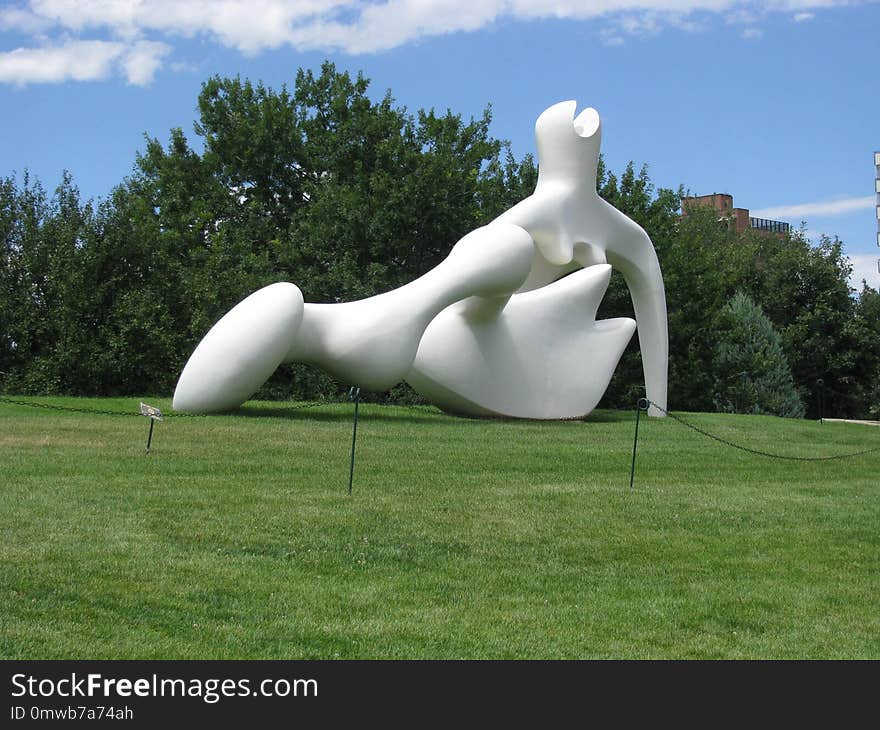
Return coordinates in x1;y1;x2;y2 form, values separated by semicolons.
228;403;455;425
582;409;637;424
1;395;642;428
215;403;639;427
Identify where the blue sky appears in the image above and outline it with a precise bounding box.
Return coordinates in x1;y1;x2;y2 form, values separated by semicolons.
1;0;878;289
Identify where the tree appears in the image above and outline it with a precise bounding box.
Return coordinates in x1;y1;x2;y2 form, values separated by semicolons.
847;284;880;420
0;175;21;385
0;172;99;394
179;63;535;398
711;292;805;418
727;229;866;418
0;62;539;400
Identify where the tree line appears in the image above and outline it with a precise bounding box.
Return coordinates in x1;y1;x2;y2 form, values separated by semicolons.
2;61;878;419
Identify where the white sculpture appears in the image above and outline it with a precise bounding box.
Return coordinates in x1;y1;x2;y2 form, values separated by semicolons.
173;101;668;418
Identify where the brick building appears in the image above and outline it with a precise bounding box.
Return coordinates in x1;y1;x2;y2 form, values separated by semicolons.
681;193;790;236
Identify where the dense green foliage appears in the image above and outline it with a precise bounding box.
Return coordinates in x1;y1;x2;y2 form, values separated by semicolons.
1;62;877;417
711;292;804;418
0;62;535;402
2;397;878;659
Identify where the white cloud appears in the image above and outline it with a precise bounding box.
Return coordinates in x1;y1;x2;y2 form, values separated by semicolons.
0;0;873;82
0;40;124;85
848;254;880;291
286;0;507;54
0;38;169;86
120;40;171;85
14;0;354;52
0;6;53;34
724;6;759;26
793;11;815;21
617;13;663;36
740;26;763;39
752;196;876;220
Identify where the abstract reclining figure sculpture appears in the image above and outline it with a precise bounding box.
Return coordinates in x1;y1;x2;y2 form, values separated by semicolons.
173;101;668;419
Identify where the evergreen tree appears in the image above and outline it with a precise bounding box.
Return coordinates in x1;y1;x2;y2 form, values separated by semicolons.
711;292;805;418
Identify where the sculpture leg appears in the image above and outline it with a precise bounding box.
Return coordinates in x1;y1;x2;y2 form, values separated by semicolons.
173;283;304;413
282;222;536;392
175;224;536;413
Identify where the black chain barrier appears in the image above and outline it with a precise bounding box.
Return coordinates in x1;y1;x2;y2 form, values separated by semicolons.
643;398;880;462
2;390;371;494
0;395;143;417
7;393;876;493
1;393;361;480
0;394;343;418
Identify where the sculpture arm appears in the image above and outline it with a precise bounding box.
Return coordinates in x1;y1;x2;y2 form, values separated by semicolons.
600;202;668;416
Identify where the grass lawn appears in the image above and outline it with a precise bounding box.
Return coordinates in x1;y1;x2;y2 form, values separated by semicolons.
1;396;878;659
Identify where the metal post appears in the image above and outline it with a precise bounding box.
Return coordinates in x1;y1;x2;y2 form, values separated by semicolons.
146;418;155;454
630;398;648;489
348;386;361;495
817;379;825;423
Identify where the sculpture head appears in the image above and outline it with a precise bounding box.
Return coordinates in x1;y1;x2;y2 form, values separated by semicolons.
535;100;601;191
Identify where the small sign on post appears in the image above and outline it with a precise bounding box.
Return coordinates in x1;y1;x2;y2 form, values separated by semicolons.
139;402;163;454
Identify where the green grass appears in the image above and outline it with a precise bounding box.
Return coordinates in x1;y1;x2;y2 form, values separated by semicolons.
1;396;878;659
